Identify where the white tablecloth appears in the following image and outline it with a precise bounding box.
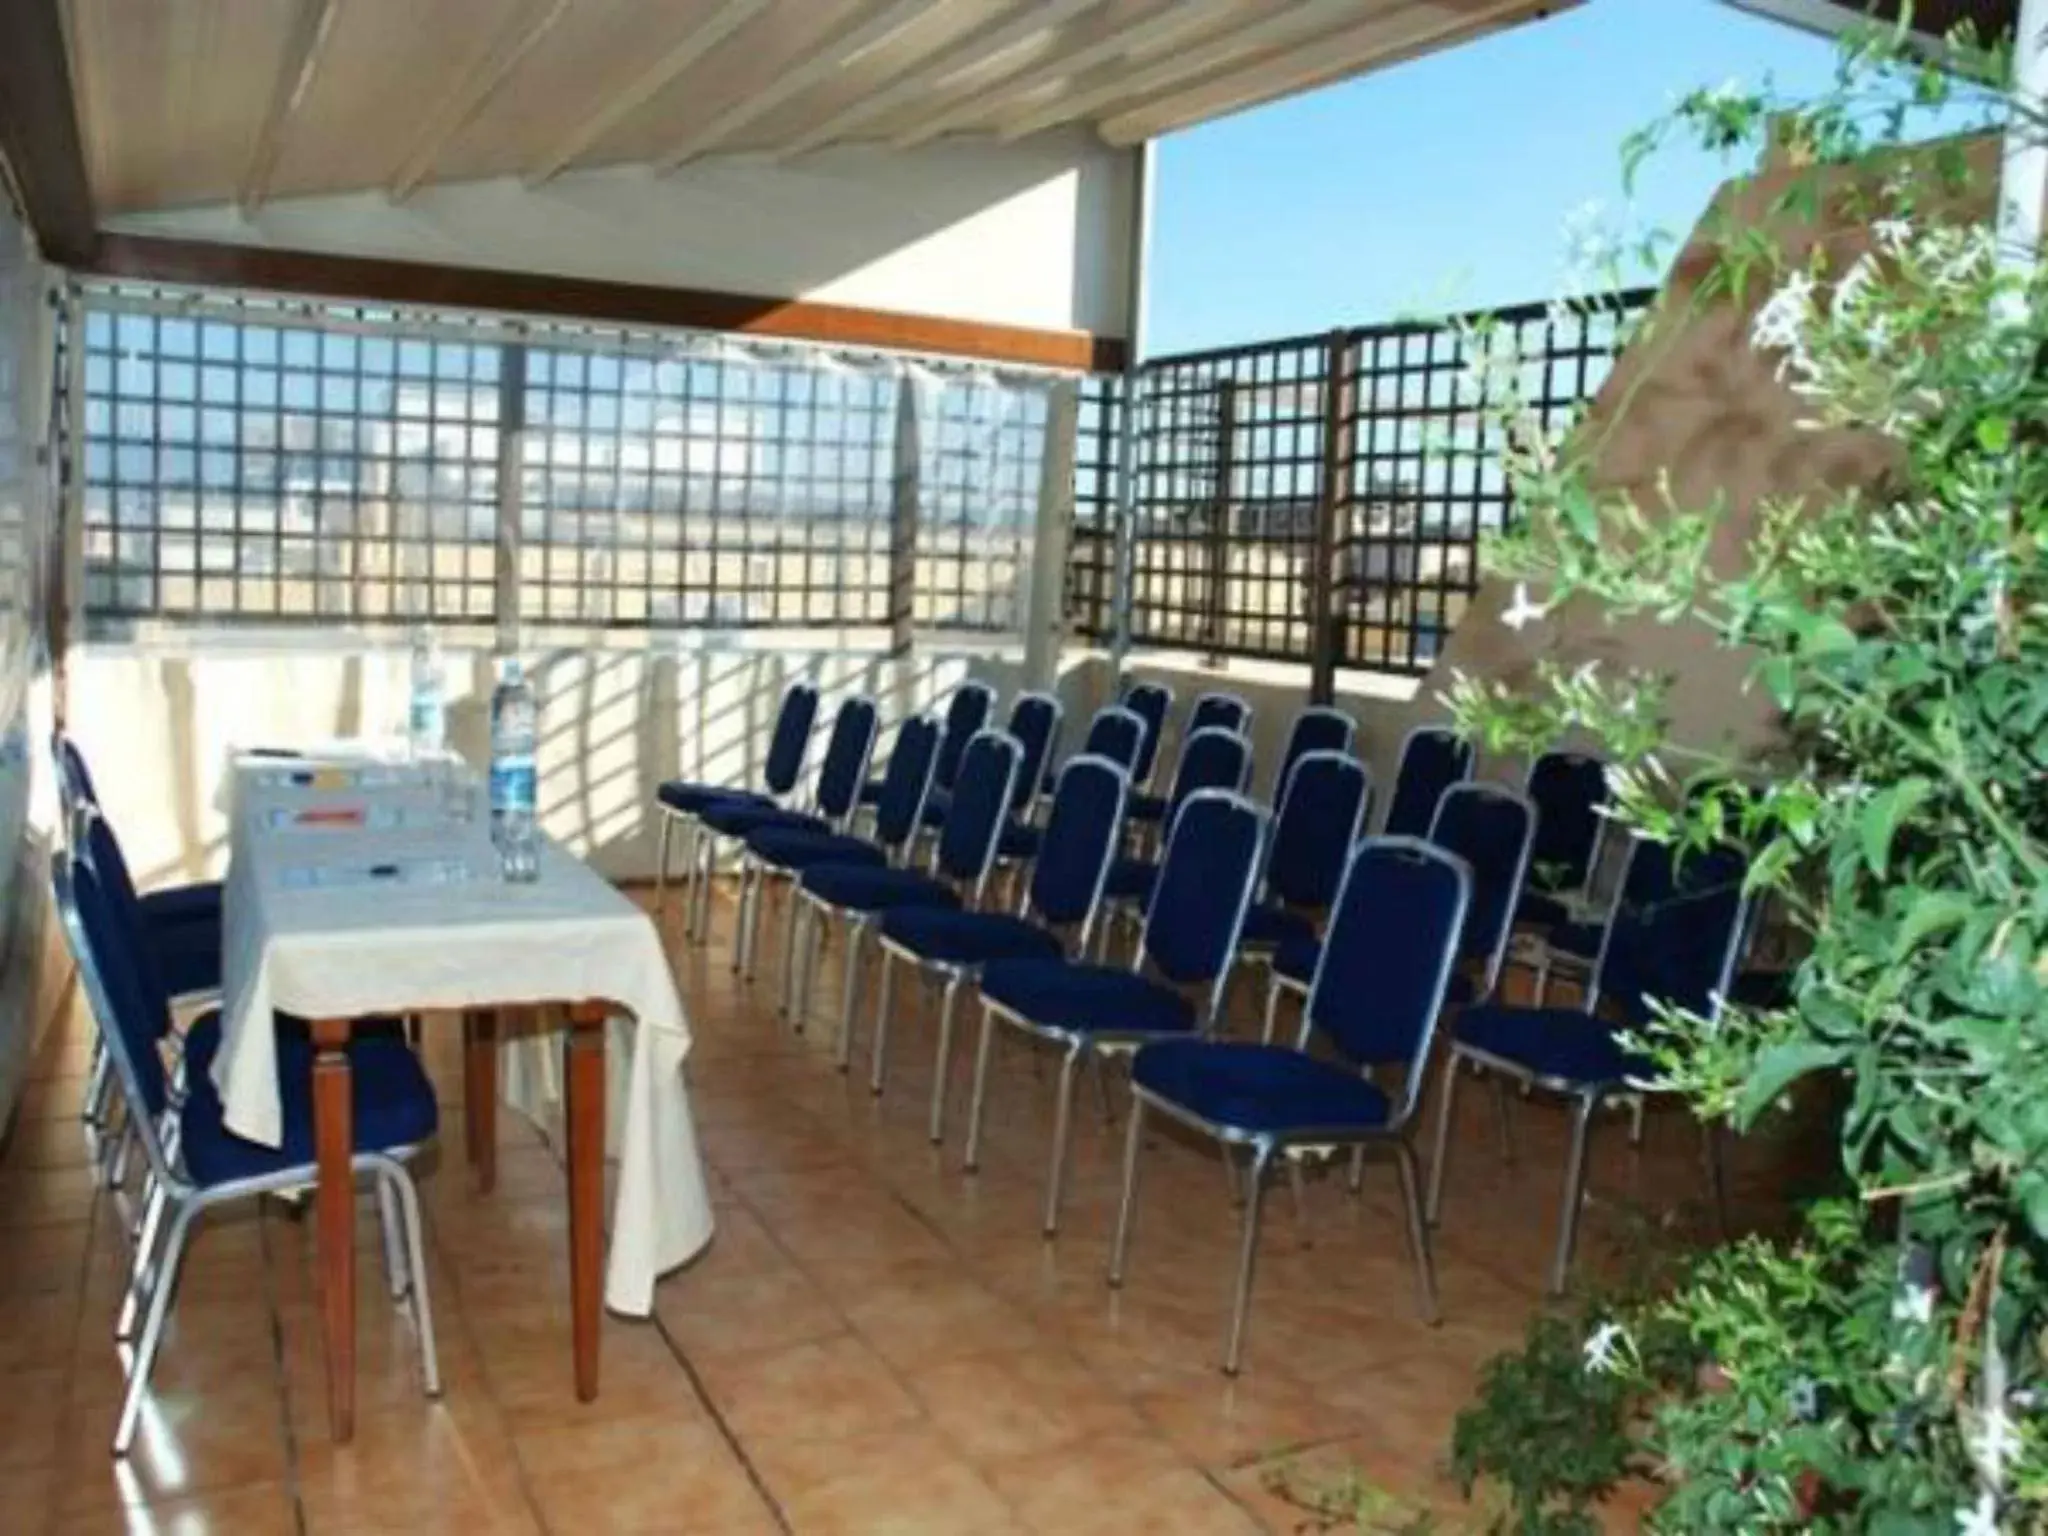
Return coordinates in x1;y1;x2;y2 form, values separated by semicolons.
212;752;714;1315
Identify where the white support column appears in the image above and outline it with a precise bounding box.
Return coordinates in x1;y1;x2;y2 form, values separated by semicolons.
1107;141;1154;685
1022;380;1079;695
1998;0;2048;277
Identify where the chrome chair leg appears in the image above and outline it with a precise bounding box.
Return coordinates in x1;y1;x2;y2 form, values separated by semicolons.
1107;1095;1147;1286
376;1172;409;1302
115;1179;168;1342
962;1007;998;1172
1424;1049;1460;1226
868;947;898;1095
778;877;802;1013
115;1203;197;1455
1549;1093;1599;1295
734;860;759;976
834;914;864;1071
83;1037;110;1127
1259;973;1282;1046
384;1160;442;1397
107;1118;137;1190
1042;1044;1082;1235
654;814;674;914
795;898;824;1035
1393;1140;1440;1324
1222;1144;1275;1376
927;974;964;1145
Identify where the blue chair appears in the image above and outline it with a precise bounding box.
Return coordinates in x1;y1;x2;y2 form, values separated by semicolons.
81;813;221;1008
1111;837;1471;1373
1427;836;1751;1293
863;680;994;814
1103;728;1253;942
970;789;1269;1236
1121;680;1174;791
1428;783;1537;1009
1039;704;1145;798
742;714;941;1020
55;849;442;1456
1380;724;1473;838
1512;751;1613;1000
878;755;1128;1144
926;691;1060;835
1244;752;1371;1041
657;678;819;923
1273;706;1357;799
794;731;1022;1074
717;695;880;969
1187;691;1253;739
57;732;225;943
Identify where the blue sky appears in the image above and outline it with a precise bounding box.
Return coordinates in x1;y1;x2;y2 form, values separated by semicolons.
1145;0;1860;355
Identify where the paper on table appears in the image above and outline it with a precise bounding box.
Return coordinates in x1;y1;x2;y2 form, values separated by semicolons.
263;803;439;832
275;857;477;890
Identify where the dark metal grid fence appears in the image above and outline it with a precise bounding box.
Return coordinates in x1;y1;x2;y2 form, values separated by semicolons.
1066;375;1120;637
79;298;502;623
1076;288;1656;675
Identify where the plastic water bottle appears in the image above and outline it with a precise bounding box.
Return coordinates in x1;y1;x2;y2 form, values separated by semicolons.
406;626;445;760
490;657;540;883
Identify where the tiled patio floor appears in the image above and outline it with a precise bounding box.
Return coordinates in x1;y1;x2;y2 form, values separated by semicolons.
0;886;1766;1533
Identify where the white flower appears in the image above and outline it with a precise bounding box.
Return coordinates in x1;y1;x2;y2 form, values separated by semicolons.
1583;1321;1629;1374
1750;273;1815;360
1873;218;1913;256
1830;255;1878;323
1892;1283;1935;1327
1500;582;1550;632
1955;1491;2000;1536
1972;1404;2021;1486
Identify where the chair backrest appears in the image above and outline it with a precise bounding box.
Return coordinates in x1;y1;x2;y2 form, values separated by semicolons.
873;714;942;854
54;851;172;1126
1381;725;1473;838
934;730;1022;897
1426;783;1536;1001
79;812;179;1016
1166;727;1251;827
1186;692;1252;739
1025;756;1128;946
1121;680;1173;787
1078;706;1146;774
934;682;996;793
1002;692;1062;812
54;732;98;818
1526;751;1609;894
1265;751;1370;910
1138;790;1266;1020
811;696;880;827
1304;837;1470;1125
1591;837;1751;1025
1276;707;1357;795
764;680;822;798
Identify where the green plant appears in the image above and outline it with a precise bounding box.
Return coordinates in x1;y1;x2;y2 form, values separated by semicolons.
1442;8;2048;1531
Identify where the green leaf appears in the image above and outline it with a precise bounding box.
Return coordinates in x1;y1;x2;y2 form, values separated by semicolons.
1859;778;1933;878
1891;890;1974;959
1735;1042;1849;1127
2019;1173;2048;1242
1976;415;2014;454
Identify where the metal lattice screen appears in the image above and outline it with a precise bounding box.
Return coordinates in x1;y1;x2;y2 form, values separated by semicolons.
1074;288;1656;676
72;284;1055;639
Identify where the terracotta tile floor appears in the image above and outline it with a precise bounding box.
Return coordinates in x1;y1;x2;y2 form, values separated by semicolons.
0;885;1786;1533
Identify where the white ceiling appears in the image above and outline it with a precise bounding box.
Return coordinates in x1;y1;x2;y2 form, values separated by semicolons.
61;0;1574;216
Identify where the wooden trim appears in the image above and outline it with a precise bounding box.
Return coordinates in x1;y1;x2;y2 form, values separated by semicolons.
88;233;1127;372
0;0;96;266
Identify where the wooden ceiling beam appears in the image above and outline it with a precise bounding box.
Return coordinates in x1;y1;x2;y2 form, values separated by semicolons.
782;0;1105;159
0;0;96;264
238;0;342;214
1098;0;1567;146
525;0;772;186
388;0;573;201
658;0;938;171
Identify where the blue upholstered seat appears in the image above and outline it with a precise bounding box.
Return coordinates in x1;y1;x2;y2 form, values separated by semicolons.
996;820;1042;859
878;908;1064;966
1239;902;1314;950
139;882;223;928
699;800;828;838
799;864;962;913
1273;931;1319;986
1454;1005;1649;1086
744;828;887;871
1102;855;1158;900
180;1009;407;1085
656;782;767;815
979;959;1196;1038
180;1034;438;1187
1132;1040;1392;1134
